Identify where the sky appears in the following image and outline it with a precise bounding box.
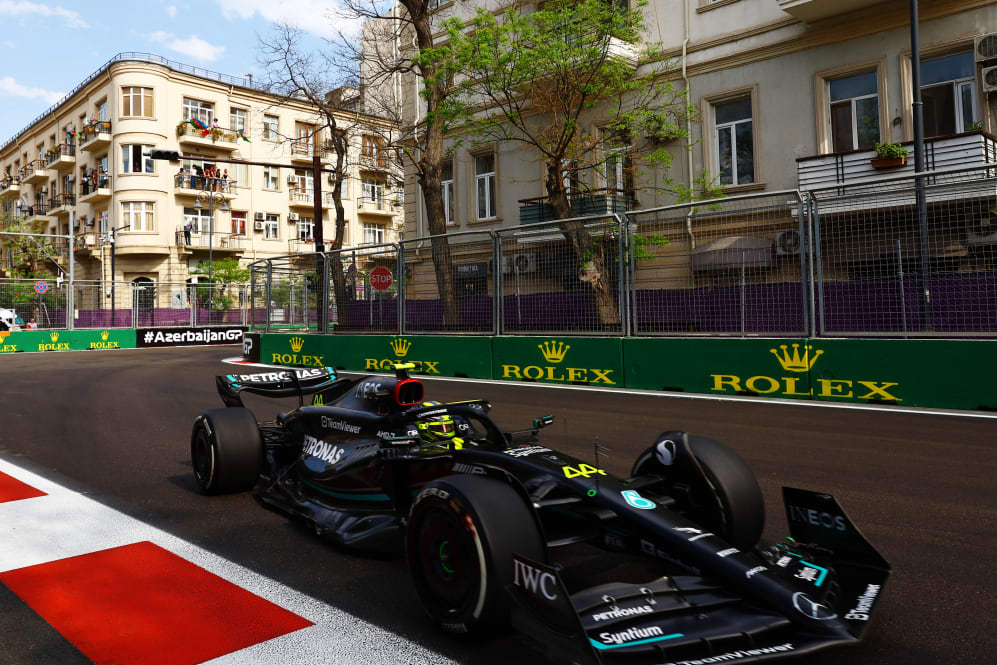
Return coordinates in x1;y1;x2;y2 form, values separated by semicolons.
0;0;356;142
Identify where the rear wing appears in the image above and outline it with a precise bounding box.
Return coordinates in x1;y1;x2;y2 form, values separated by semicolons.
217;367;341;408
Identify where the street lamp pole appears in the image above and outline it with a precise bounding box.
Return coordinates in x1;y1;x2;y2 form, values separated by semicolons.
193;190;229;321
109;222;130;325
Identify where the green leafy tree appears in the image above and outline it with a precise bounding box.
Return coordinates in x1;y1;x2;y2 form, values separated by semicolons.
190;257;250;312
446;0;720;325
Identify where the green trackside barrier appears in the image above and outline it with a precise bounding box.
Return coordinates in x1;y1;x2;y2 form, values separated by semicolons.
492;336;623;387
806;338;997;411
259;333;494;379
0;329;136;353
623;337;814;401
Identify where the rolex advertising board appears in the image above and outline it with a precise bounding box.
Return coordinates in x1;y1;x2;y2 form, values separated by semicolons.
259;334;492;378
492;337;623;386
0;329;136;353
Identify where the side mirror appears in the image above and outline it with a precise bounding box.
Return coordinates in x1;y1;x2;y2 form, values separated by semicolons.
533;414;554;429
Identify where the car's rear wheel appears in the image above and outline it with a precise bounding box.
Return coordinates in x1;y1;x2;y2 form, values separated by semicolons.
407;475;543;635
190;408;262;495
632;432;764;551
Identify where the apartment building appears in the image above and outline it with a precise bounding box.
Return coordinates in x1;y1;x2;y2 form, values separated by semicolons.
0;53;402;290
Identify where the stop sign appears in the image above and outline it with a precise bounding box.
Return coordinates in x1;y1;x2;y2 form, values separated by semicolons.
369;266;393;290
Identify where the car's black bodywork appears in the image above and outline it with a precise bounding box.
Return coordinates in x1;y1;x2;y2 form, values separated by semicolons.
193;364;890;665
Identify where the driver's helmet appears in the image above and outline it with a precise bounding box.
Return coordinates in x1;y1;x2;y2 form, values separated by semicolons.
417;402;456;442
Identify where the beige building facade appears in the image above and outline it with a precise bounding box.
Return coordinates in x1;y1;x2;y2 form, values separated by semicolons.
0;54;401;290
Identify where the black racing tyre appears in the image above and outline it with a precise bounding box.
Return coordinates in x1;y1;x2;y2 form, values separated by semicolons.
406;475;544;635
190;408;263;495
632;432;764;551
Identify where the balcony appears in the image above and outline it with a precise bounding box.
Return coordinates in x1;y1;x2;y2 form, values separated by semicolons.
358;153;389;171
176;122;240;150
173;174;238;199
18;201;52;221
20;161;50;185
79;120;111;152
175;229;245;253
74;231;110;254
518;188;634;225
288;189;334;208
356;196;397;217
0;178;19;198
45;144;76;171
776;0;890;23
48;193;75;216
289;237;318;254
79;175;111;204
290;139;318;163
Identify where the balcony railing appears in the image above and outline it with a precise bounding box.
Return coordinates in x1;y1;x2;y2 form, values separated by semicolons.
45;143;76;168
176;123;240;145
48;193;76;210
358;153;388;169
518;188;634;225
19;161;42;181
0;178;19;193
291;139;316;158
78;120;111;147
19;202;50;217
80;174;110;196
175;229;245;250
289;237;318;253
357;196;393;212
288;189;334;206
75;231;110;251
174;173;237;193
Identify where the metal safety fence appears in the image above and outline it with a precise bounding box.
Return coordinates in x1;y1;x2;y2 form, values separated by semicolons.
249;164;997;339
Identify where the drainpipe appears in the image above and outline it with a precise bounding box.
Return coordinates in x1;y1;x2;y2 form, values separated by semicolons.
682;0;695;252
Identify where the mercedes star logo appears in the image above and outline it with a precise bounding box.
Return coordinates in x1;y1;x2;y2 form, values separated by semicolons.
792;592;837;620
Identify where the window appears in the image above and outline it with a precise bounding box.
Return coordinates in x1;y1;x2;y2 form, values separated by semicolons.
96;99;107;121
442;160;455;225
97;209;108;234
829;72;880;152
230;107;248;132
475;153;496;220
229;162;248;188
121;87;154;117
121;201;154;232
293;168;314;193
183;207;214;234
603;145;633;194
264;114;280;141
362;135;384;166
121;145;155;174
263;166;280;190
264;213;279;239
297;217;315;241
36;144;45;162
363;223;385;245
714;97;754;186
362;177;384;203
183;98;214;124
921;52;977;137
231;211;247;236
295;122;315;155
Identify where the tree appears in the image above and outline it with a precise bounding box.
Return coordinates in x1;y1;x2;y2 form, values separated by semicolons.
445;0;720;326
331;0;468;329
190;257;250;312
0;213;57;278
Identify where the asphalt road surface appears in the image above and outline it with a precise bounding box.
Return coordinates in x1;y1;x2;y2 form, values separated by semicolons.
0;346;994;665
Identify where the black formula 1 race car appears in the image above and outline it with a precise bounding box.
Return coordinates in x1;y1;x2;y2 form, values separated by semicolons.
191;363;890;665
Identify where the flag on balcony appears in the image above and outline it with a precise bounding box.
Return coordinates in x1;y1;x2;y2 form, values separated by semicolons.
189;118;210;138
237;129;251;143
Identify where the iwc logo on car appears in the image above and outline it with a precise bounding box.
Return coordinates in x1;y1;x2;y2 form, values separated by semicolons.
710;344;901;401
364;338;441;374
501;340;616;385
271;336;326;367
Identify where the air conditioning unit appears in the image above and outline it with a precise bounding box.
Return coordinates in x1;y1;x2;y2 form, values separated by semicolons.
775;229;801;256
983;65;997;93
489;253;538;275
287;173;298;184
253;220;265;231
967;212;997;245
288;212;300;221
254;212;265;221
975;33;997;63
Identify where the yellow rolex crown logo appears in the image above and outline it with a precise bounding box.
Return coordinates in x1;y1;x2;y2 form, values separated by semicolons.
49;331;59;342
289;336;305;353
390;338;411;357
770;343;823;373
100;330;109;341
538;340;570;363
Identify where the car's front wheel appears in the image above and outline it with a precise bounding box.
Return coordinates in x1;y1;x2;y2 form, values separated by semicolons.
190;408;262;495
406;475;544;635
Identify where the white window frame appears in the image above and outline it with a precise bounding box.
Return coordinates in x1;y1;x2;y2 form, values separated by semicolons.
231;211;247;236
442;161;455;225
121;201;154;232
294;168;314;193
264;213;279;239
121;87;153;118
183;207;214;234
474;152;496;220
713;97;754;186
182;98;214;124
121;144;155;174
814;60;888;155
263;166;280;191
297;217;315;241
97;209;108;235
96;100;107;122
264;114;280;141
230;107;248;132
362;177;385;204
363;223;385;245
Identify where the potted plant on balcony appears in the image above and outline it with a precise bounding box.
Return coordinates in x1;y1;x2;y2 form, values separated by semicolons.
871;142;908;168
176;121;188;138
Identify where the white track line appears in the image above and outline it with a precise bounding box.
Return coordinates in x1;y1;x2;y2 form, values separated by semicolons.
0;459;454;665
222;358;997;420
